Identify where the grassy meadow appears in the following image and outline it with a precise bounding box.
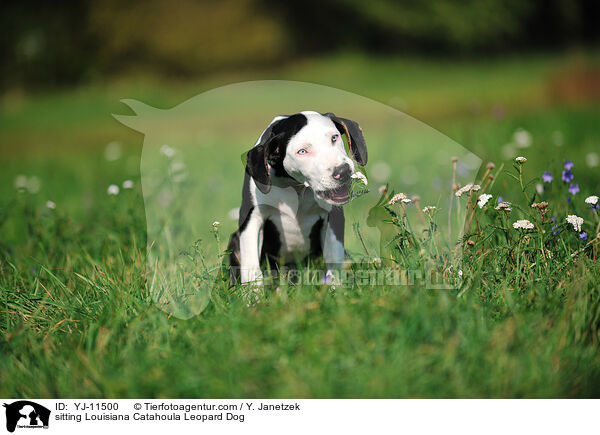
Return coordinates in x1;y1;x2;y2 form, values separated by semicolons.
1;51;600;397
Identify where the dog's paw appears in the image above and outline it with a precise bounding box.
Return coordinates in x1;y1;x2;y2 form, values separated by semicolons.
243;284;263;307
241;268;263;284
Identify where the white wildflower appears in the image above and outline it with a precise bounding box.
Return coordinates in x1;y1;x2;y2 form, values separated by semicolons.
45;200;56;210
107;184;120;195
28;176;40;193
169;160;187;183
566;215;584;232
122;180;134;189
14;175;41;193
495;201;512;211
455;184;480;197
104;141;122;161
535;183;544;194
12;175;41;194
160;144;175;158
585;195;598;205
515;156;527;163
14;175;28;190
455;184;472;197
389;193;411;205
378;185;387;195
586;152;599;168
513;129;532;148
351;172;368;186
228;207;240;220
513;219;534;230
212;221;221;227
422;206;437;213
170;160;185;172
477;194;492;209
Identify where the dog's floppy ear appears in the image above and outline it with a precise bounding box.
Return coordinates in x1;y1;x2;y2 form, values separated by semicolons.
246;122;285;194
246;142;270;194
324;112;368;166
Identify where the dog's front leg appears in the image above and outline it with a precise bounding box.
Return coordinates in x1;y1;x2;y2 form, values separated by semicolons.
239;211;264;285
322;206;345;284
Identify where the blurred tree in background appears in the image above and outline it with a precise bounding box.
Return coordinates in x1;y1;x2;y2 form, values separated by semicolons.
1;0;598;91
88;0;287;75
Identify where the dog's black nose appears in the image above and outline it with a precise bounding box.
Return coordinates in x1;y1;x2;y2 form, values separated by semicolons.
332;163;352;182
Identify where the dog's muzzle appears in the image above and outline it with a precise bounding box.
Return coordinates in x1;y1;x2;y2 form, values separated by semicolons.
314;163;353;205
317;183;351;205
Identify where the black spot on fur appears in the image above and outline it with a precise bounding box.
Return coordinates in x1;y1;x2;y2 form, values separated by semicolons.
329;206;345;243
309;217;324;258
245;113;308;193
238;174;254;230
267;113;307;178
227;230;241;284
260;218;281;268
227;198;255;284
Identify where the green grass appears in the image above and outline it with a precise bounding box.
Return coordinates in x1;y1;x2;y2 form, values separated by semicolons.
1;51;600;398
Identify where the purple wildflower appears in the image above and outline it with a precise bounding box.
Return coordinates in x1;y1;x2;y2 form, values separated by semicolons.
552;225;560;236
542;171;553;183
580;232;588;241
568;184;580;195
567;196;571;203
497;196;504;204
562;170;574;182
564;160;574;170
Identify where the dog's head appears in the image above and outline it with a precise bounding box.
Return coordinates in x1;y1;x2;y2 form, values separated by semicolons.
246;111;367;205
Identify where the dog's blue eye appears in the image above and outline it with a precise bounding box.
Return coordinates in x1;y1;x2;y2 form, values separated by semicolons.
332;134;339;143
297;149;307;155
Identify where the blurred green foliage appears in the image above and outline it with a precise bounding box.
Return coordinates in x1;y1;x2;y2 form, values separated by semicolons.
1;0;599;90
1;41;600;398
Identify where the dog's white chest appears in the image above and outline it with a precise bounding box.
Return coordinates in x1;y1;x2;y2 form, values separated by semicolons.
260;187;327;262
275;209;320;259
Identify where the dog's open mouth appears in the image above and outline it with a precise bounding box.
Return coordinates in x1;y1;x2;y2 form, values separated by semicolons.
317;184;351;204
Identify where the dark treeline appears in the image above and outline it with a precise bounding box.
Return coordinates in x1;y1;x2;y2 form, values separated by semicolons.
1;0;599;90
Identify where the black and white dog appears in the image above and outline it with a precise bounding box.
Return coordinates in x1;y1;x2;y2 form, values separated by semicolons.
227;111;367;285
